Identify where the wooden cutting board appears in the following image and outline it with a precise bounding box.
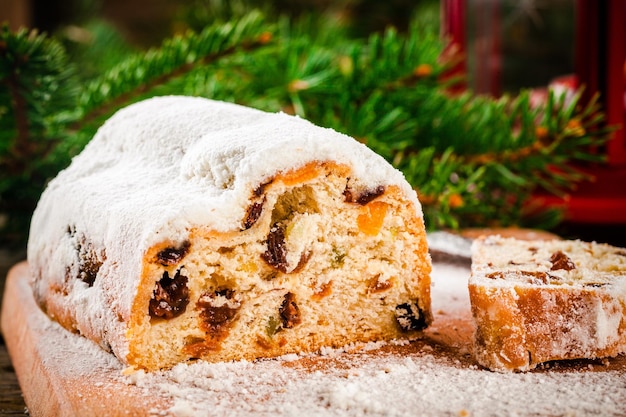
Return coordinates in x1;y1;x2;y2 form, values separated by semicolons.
2;261;626;417
1;262;165;416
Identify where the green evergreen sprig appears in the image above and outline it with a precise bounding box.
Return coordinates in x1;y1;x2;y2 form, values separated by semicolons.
0;25;78;175
0;13;273;246
76;11;270;128
0;25;80;244
0;10;615;247
397;90;612;229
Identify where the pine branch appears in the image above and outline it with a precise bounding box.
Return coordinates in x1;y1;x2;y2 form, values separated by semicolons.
397;89;613;230
74;11;272;132
0;9;617;246
5;59;29;162
0;25;78;177
0;25;81;246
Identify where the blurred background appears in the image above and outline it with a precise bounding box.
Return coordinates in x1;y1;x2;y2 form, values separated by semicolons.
0;0;582;94
0;0;625;262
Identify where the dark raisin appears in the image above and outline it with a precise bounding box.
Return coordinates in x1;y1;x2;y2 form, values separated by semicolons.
291;251;312;273
215;288;235;298
261;270;279;281
78;250;103;287
197;289;240;333
549;251;576;271
261;223;288;272
342;187;355;203
368;275;393;293
344;184;385;205
70;231;105;287
254;180;272;197
279;292;301;329
356;185;385;205
149;269;190;319
395;302;428;331
243;197;265;230
157;241;191;266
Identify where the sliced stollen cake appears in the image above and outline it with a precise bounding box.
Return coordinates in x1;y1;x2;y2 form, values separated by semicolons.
469;235;626;372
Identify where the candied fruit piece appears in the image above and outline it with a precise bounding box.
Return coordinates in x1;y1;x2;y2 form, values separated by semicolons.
280;292;301;328
549;251;576;271
266;315;281;337
368;275;393;293
271;185;319;224
312;281;332;300
330;247;346;268
280;164;320;186
357;201;388;236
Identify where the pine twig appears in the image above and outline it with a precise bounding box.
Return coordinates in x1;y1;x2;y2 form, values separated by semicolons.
74;12;272;131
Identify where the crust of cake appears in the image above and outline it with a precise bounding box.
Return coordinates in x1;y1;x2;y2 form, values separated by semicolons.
469;236;626;372
469;284;626;371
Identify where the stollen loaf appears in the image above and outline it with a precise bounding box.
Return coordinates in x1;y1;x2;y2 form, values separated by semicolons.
27;96;432;370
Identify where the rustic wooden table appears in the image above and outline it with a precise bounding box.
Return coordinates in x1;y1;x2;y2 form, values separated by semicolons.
1;252;29;416
0;334;27;415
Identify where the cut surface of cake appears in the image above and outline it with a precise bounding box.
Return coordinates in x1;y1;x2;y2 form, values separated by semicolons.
27;96;432;371
469;235;626;372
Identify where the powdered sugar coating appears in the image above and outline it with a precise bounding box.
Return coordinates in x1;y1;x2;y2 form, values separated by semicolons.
27;95;421;362
470;236;626;291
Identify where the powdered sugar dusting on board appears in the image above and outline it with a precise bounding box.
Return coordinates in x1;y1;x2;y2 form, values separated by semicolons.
129;351;626;417
119;262;626;417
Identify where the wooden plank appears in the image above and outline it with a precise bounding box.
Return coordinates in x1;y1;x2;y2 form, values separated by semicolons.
1;262;167;417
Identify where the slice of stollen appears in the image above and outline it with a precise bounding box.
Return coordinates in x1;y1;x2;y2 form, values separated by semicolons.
469;235;626;372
